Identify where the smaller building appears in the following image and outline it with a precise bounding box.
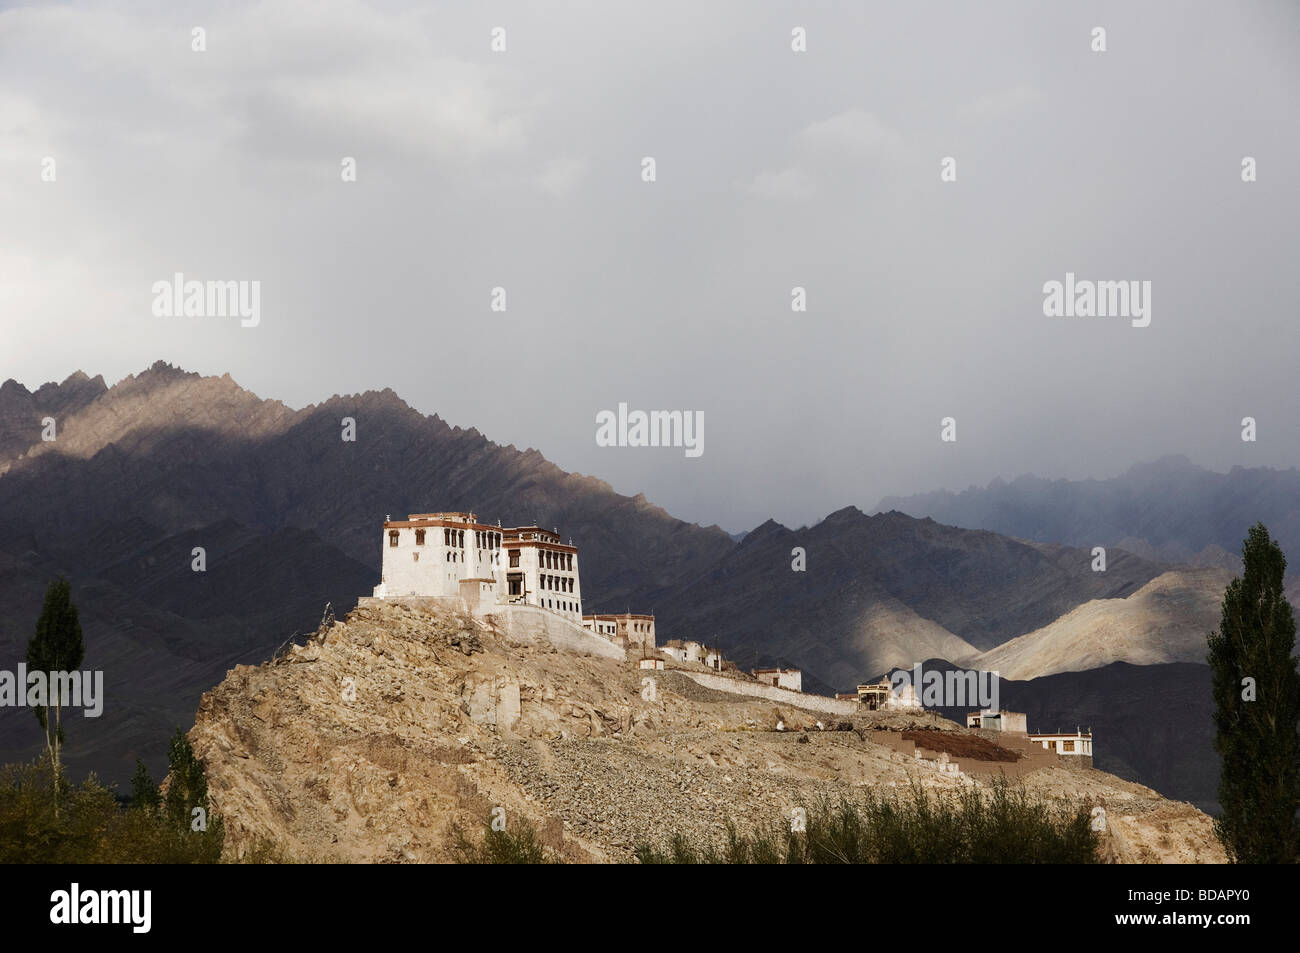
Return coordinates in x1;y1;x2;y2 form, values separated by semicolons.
660;639;687;662
582;612;656;652
856;677;921;711
752;667;802;692
1030;730;1093;758
968;710;1028;733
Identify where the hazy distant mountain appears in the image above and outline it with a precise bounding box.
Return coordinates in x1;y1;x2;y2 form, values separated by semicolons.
0;362;734;784
655;507;1163;693
973;568;1234;680
876;454;1300;571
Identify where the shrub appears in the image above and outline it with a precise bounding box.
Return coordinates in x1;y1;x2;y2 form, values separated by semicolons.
634;781;1098;864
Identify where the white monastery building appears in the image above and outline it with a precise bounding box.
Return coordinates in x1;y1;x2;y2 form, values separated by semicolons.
372;511;584;622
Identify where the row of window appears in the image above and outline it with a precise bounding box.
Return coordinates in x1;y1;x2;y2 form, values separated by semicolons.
541;550;574;571
542;574;574;593
546;599;578;613
389;528;505;549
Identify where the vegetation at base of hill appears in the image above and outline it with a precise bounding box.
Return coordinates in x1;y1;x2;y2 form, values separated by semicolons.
634;782;1098;864
0;731;225;863
451;816;562;864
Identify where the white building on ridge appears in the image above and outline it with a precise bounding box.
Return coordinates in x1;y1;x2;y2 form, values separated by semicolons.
371;511;583;622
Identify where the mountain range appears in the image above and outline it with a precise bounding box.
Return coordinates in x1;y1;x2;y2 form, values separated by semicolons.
877;455;1300;576
0;362;1284;815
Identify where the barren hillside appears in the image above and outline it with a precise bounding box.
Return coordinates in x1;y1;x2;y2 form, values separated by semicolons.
974;568;1234;680
189;600;1225;863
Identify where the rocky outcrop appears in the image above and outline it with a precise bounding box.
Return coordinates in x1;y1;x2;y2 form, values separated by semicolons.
188;600;1225;863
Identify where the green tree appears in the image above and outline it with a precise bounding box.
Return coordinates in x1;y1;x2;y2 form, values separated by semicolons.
129;759;161;813
25;578;84;807
162;728;224;859
1208;523;1300;862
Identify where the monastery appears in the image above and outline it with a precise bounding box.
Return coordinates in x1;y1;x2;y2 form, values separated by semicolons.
372;512;584;621
370;513;1096;766
371;512;659;658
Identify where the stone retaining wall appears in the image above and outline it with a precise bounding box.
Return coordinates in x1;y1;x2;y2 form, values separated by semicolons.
675;671;860;716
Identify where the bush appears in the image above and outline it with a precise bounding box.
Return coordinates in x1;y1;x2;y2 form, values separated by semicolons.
451;816;561;864
0;754;225;863
634;781;1098;864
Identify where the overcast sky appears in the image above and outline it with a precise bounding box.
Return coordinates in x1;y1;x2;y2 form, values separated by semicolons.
3;0;1298;533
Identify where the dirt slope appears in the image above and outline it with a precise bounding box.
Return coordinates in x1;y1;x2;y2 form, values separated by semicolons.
189;600;1225;863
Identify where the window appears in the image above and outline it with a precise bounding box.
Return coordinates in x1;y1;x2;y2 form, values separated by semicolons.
415;529;425;545
509;550;520;568
444;528;450;545
458;530;464;548
1063;740;1075;753
389;530;399;547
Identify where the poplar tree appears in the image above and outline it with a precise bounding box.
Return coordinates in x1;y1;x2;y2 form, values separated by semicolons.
1208;523;1300;862
162;728;225;861
25;578;85;807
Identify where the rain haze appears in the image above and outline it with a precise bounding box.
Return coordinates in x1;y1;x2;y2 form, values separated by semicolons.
2;0;1298;533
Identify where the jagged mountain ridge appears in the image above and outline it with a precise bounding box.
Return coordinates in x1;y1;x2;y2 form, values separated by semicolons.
654;506;1164;694
0;362;736;606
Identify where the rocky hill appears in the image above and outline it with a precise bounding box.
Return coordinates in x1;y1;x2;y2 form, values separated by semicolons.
188;599;1225;863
